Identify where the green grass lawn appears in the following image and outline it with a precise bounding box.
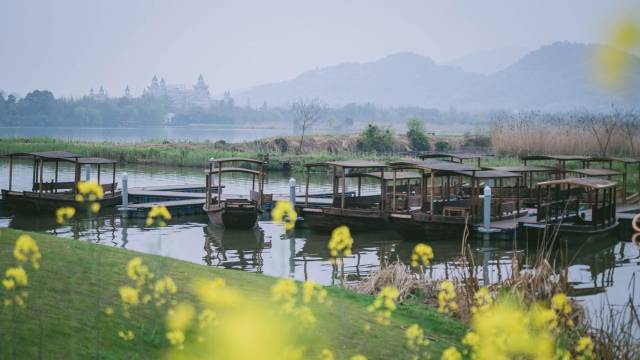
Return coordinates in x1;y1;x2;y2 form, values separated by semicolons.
0;228;465;359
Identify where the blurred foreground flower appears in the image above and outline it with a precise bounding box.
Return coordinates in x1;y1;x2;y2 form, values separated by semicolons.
272;200;297;231
596;19;640;89
367;285;399;325
146;205;172;227
56;206;76;225
437;280;458;314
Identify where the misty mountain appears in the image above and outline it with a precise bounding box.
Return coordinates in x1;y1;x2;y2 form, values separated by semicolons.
236;52;483;108
445;46;529;75
236;42;640;112
454;42;640;111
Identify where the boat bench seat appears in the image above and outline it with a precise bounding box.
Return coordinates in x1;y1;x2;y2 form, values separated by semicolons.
32;181;76;192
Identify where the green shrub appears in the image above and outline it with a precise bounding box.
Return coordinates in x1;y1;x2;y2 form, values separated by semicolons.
463;134;491;148
435;140;450;152
356;124;395;153
406;118;431;151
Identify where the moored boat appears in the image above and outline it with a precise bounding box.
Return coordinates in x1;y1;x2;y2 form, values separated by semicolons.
203;157;265;229
2;151;121;212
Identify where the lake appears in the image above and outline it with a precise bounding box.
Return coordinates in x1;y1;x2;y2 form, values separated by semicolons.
0;160;638;327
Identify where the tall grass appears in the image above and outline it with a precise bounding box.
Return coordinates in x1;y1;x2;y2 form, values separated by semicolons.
490;111;640;157
0;136;401;172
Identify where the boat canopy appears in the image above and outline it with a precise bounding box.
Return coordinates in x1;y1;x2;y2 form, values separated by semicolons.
536;177;617;189
305;160;387;169
485;165;556;173
418;152;482;161
453;170;520;179
521;155;592;161
5;151;82;161
586;156;640;164
389;159;479;173
209;157;266;165
76;157;118;164
204;167;261;176
570;168;621;177
347;171;422;180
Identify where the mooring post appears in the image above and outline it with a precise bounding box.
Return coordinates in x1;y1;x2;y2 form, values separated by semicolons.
289;177;296;205
483;184;491;231
84;164;91;181
121;172;129;209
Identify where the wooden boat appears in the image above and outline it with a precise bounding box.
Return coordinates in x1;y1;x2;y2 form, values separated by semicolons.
297;160;423;232
520;177;619;238
2;151;121;212
387;159;524;241
203;158;265;229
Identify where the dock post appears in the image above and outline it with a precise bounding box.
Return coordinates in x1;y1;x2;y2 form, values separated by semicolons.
121;173;129;209
289;177;296;205
483;184;491;231
84;164;91;181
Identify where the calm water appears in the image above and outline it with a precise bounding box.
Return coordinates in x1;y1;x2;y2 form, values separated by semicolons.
0;160;638;326
0;125;297;143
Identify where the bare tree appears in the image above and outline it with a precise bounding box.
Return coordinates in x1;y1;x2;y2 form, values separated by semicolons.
620;110;640;156
292;98;325;153
579;110;621;156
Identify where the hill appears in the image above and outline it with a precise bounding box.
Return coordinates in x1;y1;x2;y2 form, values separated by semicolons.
236;42;640;111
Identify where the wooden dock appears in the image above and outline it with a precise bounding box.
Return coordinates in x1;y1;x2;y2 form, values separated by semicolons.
121;184;337;219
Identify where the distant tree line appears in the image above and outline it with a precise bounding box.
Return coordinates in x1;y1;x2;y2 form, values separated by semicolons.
0;89;497;129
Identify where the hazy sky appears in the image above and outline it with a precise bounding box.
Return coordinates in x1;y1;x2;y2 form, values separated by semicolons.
1;0;638;98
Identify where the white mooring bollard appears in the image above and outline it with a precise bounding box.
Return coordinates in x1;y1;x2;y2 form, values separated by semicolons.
483;184;491;231
121;173;129;209
289;177;296;205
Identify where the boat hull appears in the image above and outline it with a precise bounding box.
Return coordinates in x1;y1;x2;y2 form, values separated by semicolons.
299;207;387;233
389;214;467;242
204;203;258;229
1;189;122;213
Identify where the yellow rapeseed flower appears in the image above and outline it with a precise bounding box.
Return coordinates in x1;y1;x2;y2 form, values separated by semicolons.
551;293;571;316
118;329;135;341
104;306;114;316
350;355;367;360
13;234;41;270
5;267;28;287
596;19;640;89
410;243;434;268
575;336;594;360
367;285;399;325
465;298;555;360
153;276;177;307
328;225;353;258
198;308;216;328
119;286;139;306
56;206;76;224
405;323;429;353
319;349;335;360
196;278;241;308
441;346;462;360
90;202;100;214
296;305;317;327
146;205;172;227
76;181;104;201
166;302;195;350
302;280;327;304
271;278;298;312
126;257;153;285
471;287;492;314
437;280;458;314
272;200;297;231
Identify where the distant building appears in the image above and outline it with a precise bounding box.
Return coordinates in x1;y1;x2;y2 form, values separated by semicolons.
124;85;131;98
143;74;211;109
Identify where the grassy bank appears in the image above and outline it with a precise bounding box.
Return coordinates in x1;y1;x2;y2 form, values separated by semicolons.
0;137;400;172
0;228;465;359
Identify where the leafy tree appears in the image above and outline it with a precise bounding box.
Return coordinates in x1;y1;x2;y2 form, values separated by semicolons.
406;118;430;151
356;123;395;153
435;140;450;152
